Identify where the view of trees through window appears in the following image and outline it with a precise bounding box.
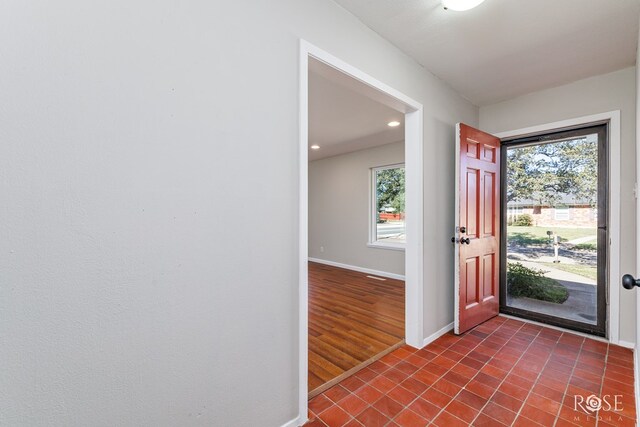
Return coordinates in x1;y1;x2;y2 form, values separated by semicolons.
505;133;600;327
374;165;405;244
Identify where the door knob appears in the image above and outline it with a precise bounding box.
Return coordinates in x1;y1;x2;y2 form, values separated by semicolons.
451;237;471;245
622;274;640;289
460;226;467;234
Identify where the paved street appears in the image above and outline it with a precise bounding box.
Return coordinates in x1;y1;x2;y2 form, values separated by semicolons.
377;222;405;238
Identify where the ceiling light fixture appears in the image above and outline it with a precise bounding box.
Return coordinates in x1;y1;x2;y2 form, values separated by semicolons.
310;144;320;150
387;121;401;127
442;0;485;11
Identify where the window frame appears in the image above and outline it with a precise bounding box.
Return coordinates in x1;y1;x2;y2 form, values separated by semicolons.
368;163;406;251
554;206;570;221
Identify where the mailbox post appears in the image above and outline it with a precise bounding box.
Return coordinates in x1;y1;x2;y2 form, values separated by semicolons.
547;230;560;263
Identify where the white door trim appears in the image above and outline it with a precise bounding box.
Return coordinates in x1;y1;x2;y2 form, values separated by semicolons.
493;110;621;344
298;39;424;426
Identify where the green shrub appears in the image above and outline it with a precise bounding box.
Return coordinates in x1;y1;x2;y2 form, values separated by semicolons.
513;214;533;226
572;242;597;251
507;262;569;304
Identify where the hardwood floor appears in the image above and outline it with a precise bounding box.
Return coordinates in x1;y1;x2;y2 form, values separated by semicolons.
308;261;405;396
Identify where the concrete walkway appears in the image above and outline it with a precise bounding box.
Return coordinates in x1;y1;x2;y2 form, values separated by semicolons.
508;256;596;286
507;253;597;325
567;235;597;245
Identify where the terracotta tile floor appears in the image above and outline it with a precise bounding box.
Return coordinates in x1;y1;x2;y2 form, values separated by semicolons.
305;316;636;427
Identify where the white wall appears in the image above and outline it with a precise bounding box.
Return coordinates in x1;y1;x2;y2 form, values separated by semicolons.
635;18;640;411
480;67;637;345
0;1;478;426
309;142;405;275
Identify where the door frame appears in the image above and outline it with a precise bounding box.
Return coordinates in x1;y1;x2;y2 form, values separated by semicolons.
499;124;608;336
493;111;621;343
298;40;424;424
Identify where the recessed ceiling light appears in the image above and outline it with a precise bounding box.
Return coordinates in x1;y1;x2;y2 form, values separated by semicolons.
442;0;485;11
388;121;401;127
310;144;320;150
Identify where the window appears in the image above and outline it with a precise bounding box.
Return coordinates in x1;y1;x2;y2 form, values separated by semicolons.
554;206;570;221
509;206;524;215
370;164;405;249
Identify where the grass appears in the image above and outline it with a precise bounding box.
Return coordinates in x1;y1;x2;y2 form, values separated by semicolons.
572;242;597;251
507;262;569;304
538;262;597;281
507;226;596;246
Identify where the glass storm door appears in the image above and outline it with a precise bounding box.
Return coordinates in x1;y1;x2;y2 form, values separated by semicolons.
500;124;607;336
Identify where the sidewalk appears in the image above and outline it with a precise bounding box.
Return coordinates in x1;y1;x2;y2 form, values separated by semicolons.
506;253;597;325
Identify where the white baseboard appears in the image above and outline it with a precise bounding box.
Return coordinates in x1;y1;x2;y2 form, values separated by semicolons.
617;340;635;349
422;322;454;347
308;257;405;281
281;415;303;427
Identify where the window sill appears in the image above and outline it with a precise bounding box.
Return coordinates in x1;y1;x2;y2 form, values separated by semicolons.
367;242;406;252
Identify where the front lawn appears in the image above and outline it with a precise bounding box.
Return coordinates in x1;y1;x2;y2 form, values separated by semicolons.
538;262;597;281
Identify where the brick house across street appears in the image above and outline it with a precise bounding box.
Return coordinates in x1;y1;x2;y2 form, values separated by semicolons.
507;195;597;228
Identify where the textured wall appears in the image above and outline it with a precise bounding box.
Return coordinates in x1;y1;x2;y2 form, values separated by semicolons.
0;1;478;426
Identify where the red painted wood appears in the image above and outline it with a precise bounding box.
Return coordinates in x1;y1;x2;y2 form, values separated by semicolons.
457;123;501;334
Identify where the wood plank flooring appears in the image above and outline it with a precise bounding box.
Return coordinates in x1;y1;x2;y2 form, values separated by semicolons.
308;262;405;395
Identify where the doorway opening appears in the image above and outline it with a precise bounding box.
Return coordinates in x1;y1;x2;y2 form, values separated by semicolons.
307;60;407;395
453;113;620;342
299;41;424;420
499;124;608;336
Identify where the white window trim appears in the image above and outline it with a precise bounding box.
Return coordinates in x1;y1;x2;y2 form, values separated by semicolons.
369;163;406;250
554;206;570;221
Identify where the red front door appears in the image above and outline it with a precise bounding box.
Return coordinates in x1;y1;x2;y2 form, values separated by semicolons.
454;123;501;334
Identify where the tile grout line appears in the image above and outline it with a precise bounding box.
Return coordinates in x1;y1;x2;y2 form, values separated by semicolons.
527;333;584;427
418;319;524;425
408;318;532;426
551;336;590;427
465;324;550;426
591;342;609;427
524;332;581;426
372;317;514;426
310;320;612;427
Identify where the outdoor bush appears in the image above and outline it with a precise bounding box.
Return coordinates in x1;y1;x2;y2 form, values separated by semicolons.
572;242;597;251
507;262;569;304
513;214;533;226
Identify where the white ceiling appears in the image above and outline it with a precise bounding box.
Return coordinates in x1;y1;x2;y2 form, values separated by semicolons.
309;59;404;161
332;0;640;105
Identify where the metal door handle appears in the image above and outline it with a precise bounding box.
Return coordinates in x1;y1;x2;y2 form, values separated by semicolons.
451;236;471;244
622;274;640;289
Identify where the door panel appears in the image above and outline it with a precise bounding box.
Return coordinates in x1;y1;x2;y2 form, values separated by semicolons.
464;257;478;306
483;172;496;236
455;123;501;335
483;254;495;299
466;168;479;237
